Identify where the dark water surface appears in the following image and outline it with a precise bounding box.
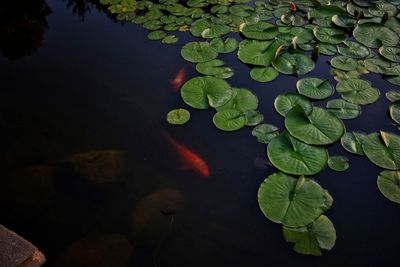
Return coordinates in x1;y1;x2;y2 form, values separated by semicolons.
1;0;400;266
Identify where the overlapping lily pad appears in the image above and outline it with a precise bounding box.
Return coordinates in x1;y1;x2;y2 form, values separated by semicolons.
252;124;279;144
341;132;366;156
273;52;315;75
296;78;333;100
379;46;400;63
326;99;362;120
258;173;332;227
336;79;380;105
363;131;400;170
377;170;400;204
330;56;358;71
239;21;278;40
238;39;284;66
267;133;328;175
210;37;239;53
196;59;234;79
216;88;258;112
250;66;279;82
274;92;313;117
313;27;346;45
337;41;370;59
354;23;399;48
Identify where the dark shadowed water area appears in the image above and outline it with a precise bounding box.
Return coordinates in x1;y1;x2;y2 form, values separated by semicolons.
1;0;400;266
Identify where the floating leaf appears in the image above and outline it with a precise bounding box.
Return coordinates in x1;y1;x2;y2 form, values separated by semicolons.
308;5;346;19
213;109;246;131
196;59;234;79
363;131;400;170
317;43;337;56
162;35;178;44
326;99;361;120
238;39;284;66
148;30;167;40
258;173;332;227
386;90;400;102
377;170;400;204
201;23;230;38
341;132;366;156
285;107;345;145
274;92;313;117
210;37;239;53
243;110;264;126
379;46;400;63
313;27;346;45
283;215;336;256
328;156;349;172
353;23;399;48
181;42;218;63
296;78;333;100
267;133;328;175
239;21;278;40
252;124;279;144
369;2;397;18
181;76;233;109
331;14;356;28
336;78;380;105
216;88;258;112
166;109;190;125
330;56;358;71
337;41;370;59
250;66;279;82
389;101;400;124
273;52;315;75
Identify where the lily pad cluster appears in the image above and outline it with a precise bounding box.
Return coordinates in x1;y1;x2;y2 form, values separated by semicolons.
98;0;400;257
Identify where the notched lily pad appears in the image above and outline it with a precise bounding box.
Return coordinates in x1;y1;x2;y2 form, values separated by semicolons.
377;170;400;204
326;99;362;120
341;132;366;156
181;42;218;63
250;66;279;82
210;37;239;53
166;108;190;125
296;78;333;100
328;156;349;172
336;79;380;105
363;131;400;170
274;92;313;117
273;52;315;75
213;108;247;131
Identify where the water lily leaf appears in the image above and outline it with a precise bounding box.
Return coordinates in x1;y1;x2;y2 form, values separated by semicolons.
386;75;400;86
377;170;400;204
252;124;279;144
216;88;258;112
308;5;346;19
363;56;396;74
143;20;163;30
273;52;315;75
326;99;361;120
162;35;178;44
190;18;211;37
258;173;332;227
213;109;247;131
335;79;380;105
201;23;230;38
328;156;349;172
331;14;356;28
337;41;370;59
330;56;358;71
239;21;278;40
237;39;284;66
243;110;264;126
379;46;400;63
330;69;361;81
181;42;218;63
389;101;400;124
341;132;366;156
296;78;333;100
196;59;234;79
210;37;238;53
229;4;254;17
285;107;345;145
317;43;337;56
290;27;315;44
250;66;279;82
166;109;190;125
386;90;400;102
274;92;313;117
313;27;346;45
181;76;233;109
354;23;399;48
281;13;307;27
369;2;397;18
267;133;328;175
283;215;336;256
363;131;400;170
148;30;167;40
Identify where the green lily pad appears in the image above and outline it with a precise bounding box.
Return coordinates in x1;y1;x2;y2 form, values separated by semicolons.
252;124;280;144
250;66;279;82
386;90;400;102
201;23;230;38
354;23;399;48
196;59;234;79
341;132;366;156
363;56;396;74
239;21;278;40
281;13;307;27
313;27;346;45
363;131;400;170
166;109;190;125
283;215;336;256
377;170;400;204
389;101;400;124
379;46;400;63
317;43;337;56
285;107;345;145
213;109;247;131
274;92;313;117
369;2;397;18
296;78;333;100
326;99;362;120
337;41;370;59
216;88;258;112
267;133;328;175
258;173;332;227
331;14;356;28
330;56;358;71
336;78;380;105
210;37;239;53
238;39;284;66
273;52;315;75
147;30;167;40
190;18;211;37
162;35;179;44
181;42;218;63
328;156;349;172
330;69;361;82
308;5;346;19
243;110;264;126
181;76;233;109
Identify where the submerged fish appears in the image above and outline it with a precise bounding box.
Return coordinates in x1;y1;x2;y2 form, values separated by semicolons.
163;132;210;177
290;2;297;12
171;65;187;92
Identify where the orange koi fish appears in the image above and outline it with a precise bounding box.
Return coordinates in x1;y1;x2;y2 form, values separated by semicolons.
163;132;210;177
290;2;297;12
171;65;187;92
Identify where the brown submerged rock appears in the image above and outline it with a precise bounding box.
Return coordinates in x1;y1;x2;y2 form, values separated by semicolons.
0;225;46;267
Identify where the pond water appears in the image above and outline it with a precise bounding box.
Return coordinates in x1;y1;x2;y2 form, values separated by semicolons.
1;0;400;266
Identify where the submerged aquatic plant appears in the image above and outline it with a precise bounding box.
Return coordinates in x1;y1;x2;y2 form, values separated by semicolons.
99;0;400;256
